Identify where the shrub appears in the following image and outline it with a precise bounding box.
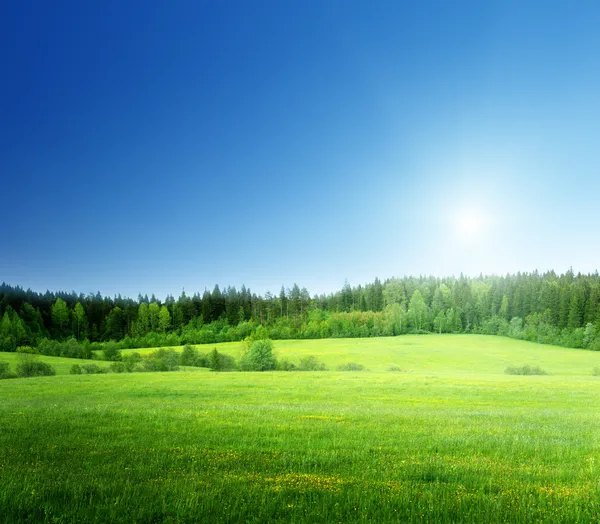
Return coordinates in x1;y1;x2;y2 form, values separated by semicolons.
337;362;365;372
592;367;600;376
16;345;38;354
387;365;405;372
505;364;547;376
239;339;277;371
36;338;61;356
298;355;327;371
277;359;296;371
122;352;142;372
208;349;237;371
60;338;92;359
103;341;122;361
16;354;56;377
110;362;126;373
0;362;16;379
180;345;203;367
70;364;82;375
82;364;106;374
244;325;270;347
142;349;180;372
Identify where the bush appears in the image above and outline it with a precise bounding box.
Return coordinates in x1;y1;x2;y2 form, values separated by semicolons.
70;364;82;375
180;345;205;367
122;352;142;372
103;341;122;361
16;354;56;377
82;364;106;374
239;339;277;371
276;359;297;371
387;365;405;372
208;349;237;371
505;364;547;376
0;362;16;379
142;349;180;372
110;362;126;373
337;362;365;372
37;338;61;356
60;338;92;359
16;345;38;354
592;367;600;376
298;355;327;371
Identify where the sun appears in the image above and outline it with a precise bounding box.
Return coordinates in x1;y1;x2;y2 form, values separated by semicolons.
454;209;487;242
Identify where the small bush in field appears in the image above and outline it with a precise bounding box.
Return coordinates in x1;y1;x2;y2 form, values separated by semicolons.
180;345;205;367
110;362;126;373
298;356;328;371
103;342;122;362
337;362;365;372
70;364;82;375
387;365;405;372
142;349;180;372
592;367;600;376
82;364;106;374
277;359;296;371
16;354;56;377
505;364;547;376
16;346;38;354
123;352;142;372
239;339;277;371
208;349;237;371
0;362;16;379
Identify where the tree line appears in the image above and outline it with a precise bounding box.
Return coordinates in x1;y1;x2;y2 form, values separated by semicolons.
1;269;599;352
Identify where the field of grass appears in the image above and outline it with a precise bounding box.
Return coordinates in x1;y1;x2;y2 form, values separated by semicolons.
125;334;600;374
0;352;112;375
2;335;600;522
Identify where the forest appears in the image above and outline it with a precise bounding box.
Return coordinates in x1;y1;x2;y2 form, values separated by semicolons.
1;270;599;354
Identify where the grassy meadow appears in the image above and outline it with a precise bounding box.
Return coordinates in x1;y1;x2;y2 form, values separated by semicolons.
125;334;600;375
2;335;600;522
0;352;112;376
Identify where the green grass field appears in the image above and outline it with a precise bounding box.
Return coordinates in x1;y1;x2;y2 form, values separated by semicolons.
0;352;112;375
125;334;600;374
2;335;600;522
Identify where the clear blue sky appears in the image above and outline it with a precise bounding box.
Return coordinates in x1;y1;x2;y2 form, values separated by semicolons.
2;1;599;299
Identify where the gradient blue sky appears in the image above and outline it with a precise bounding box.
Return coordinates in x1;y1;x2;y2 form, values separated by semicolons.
2;1;599;299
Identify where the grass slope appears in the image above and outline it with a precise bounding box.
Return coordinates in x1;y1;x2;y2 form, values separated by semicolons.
2;335;600;522
0;353;111;375
126;334;600;374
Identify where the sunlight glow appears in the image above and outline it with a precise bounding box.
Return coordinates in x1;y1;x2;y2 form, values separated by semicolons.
454;209;488;242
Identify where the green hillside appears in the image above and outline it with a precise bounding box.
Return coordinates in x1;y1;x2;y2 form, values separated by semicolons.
123;334;600;374
0;352;111;375
2;335;600;522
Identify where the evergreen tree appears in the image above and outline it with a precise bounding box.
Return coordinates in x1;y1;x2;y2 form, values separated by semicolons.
568;284;586;329
499;295;509;321
106;307;125;340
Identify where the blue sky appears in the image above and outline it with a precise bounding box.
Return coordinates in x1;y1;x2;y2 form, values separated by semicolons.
2;1;599;299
